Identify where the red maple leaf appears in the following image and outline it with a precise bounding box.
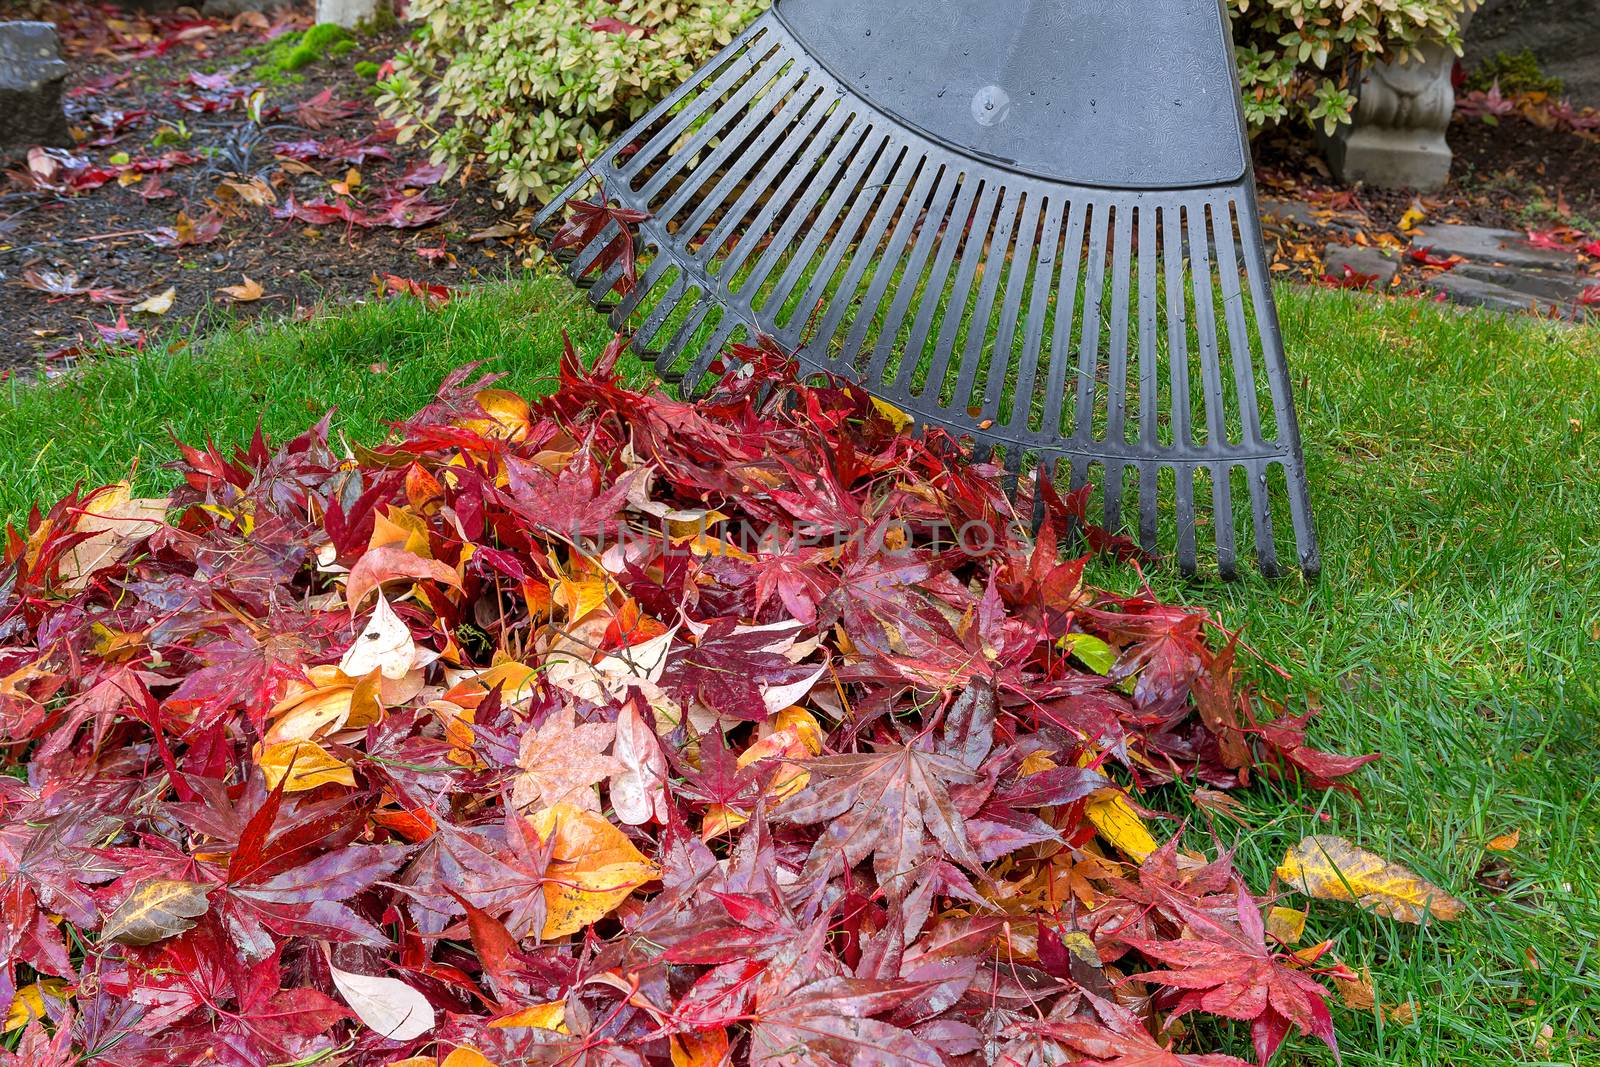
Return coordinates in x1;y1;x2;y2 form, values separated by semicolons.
1125;885;1339;1065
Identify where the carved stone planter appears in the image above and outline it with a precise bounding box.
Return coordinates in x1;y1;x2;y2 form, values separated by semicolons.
1325;13;1473;191
0;22;70;154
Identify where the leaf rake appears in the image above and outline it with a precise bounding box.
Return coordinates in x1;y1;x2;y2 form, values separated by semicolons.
535;0;1320;578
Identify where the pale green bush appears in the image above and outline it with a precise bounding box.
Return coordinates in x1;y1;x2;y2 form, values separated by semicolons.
380;0;1471;204
378;0;769;203
1230;0;1477;132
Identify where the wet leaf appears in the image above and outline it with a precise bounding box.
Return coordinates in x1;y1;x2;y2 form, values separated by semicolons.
329;965;436;1041
130;287;175;315
102;879;210;945
218;275;264;302
1277;835;1464;923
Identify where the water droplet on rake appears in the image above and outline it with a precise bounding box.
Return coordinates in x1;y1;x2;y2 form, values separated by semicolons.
971;85;1011;127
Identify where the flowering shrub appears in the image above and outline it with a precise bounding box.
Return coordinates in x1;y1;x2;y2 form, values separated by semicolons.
379;0;1472;202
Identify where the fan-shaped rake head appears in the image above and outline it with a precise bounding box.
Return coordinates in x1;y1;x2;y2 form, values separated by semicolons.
535;3;1319;579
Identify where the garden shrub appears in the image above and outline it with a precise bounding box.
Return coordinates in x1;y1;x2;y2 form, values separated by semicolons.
380;0;1472;204
1231;0;1477;132
379;0;769;203
1464;47;1564;96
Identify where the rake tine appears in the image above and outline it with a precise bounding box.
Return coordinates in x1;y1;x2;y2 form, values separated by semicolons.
1104;200;1134;450
682;315;747;391
779;140;907;345
652;60;813;231
1072;202;1110;448
865;165;960;387
1175;465;1198;573
949;186;1022;415
1002;195;1061;434
616;34;786;186
703;90;852;280
981;191;1043;423
918;182;1001;404
1237;180;1321;577
1246;459;1281;578
747;126;885;319
1213;197;1265;448
634;53;799;211
837;158;944;375
885;174;980;394
1041;199;1087;443
807;149;925;365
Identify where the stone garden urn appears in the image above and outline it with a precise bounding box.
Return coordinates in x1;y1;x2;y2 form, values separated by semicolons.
1325;10;1475;191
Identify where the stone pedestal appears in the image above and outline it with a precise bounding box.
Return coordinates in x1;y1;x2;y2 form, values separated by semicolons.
0;22;70;153
1324;14;1472;191
316;0;387;28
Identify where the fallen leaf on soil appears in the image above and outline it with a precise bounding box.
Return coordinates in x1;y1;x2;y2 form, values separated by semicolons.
146;210;223;248
130;287;176;315
1277;835;1465;923
215;175;276;209
329;965;435;1041
218;275;264;302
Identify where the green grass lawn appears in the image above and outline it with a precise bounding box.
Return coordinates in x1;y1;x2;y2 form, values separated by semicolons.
2;277;1597;1065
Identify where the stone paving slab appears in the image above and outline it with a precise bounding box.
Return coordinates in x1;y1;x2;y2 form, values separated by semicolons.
1323;245;1400;287
1409;223;1575;271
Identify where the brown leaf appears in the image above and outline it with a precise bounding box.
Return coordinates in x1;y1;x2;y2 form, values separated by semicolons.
59;483;170;592
511;704;622;814
1276;835;1465;923
345;545;463;614
102;879;210;945
218;275;264;302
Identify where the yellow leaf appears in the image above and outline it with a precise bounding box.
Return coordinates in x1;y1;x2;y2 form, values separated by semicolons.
215;176;276;208
131;286;176;315
671;1028;731;1066
467;389;533;441
869;395;913;433
1486;828;1520;852
526;803;659;939
552;575;610;622
102;878;210;945
1276;835;1464;924
258;740;355;792
219;275;264;302
489;1001;567;1031
1085;789;1156;862
4;980;67;1033
370;506;433;556
440;1048;497;1067
1266;905;1307;945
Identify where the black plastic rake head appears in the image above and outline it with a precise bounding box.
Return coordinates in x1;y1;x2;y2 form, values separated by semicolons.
535;0;1320;579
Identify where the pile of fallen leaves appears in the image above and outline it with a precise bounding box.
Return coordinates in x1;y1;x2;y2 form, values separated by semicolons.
0;338;1466;1066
